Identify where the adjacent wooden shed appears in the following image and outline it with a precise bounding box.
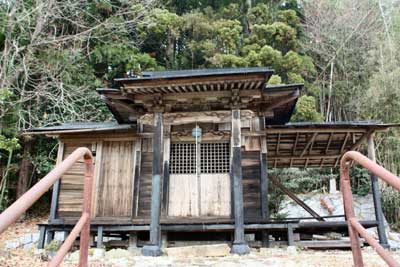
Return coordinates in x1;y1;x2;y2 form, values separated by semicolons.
27;68;399;254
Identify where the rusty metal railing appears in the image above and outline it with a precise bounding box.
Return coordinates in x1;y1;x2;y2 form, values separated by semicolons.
340;151;400;267
0;147;93;267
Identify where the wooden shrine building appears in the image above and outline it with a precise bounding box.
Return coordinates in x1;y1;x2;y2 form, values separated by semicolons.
27;67;399;255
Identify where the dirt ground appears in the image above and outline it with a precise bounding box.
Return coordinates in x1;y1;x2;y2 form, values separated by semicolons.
1;218;399;267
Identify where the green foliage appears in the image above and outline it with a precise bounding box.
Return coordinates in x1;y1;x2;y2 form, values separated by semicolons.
268;75;282;85
0;136;20;152
208;53;246;68
214;19;242;53
291;95;323;122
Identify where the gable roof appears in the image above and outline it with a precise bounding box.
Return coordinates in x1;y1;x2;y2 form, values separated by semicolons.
99;67;301;125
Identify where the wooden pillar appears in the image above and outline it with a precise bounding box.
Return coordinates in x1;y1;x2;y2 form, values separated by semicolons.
37;225;46;249
49;142;64;222
230;109;250;255
97;226;104;249
142;112;163;256
162;125;171;216
128;232;138;250
259;117;270;247
287;224;294;246
368;133;389;248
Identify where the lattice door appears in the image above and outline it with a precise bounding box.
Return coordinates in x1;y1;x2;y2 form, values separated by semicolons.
168;142;231;217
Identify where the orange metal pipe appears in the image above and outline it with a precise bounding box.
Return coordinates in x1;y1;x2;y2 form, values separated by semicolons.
0;147;93;267
340;151;400;267
0;147;92;233
350;218;400;267
48;213;89;267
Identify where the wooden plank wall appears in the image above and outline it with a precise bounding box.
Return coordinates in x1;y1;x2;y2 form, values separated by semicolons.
241;149;262;218
57;142;94;217
57;135;138;220
94;141;136;218
136;138;152;217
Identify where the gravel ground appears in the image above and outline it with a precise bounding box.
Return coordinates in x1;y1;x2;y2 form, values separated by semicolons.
1;218;400;267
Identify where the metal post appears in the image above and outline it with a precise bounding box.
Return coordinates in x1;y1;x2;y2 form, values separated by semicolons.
368;134;389;248
142;112;163;256
230;109;250;255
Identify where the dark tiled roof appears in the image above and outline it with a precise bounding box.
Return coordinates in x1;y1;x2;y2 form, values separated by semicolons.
115;67;273;82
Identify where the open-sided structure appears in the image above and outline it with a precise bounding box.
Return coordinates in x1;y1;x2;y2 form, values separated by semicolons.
27;67;398;255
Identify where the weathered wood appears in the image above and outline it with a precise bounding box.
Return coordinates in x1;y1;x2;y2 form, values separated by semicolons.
368;133;389;247
97;226;104;249
38;225;46;249
231;110;250;254
300;133;317;157
162;125;171;215
142;112;163;256
200;174;231;216
17;137;34;199
49;142;64;221
133;149;141;217
168;174;200;216
95;141;135;217
57;142;93;217
140;110;256;125
269;175;325;221
287;224;294;246
260;134;269;248
260;152;269;219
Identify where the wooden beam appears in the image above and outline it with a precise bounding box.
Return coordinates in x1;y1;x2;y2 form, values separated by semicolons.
140;110;256;125
264;89;299;112
276;133;281;155
300;133;318;157
230;109;250;255
340;132;350;153
49;142;64;222
132;150;141;217
269;155;340;160
334;129;374;168
142;112;163;256
266;128;369;134
162;125;171;215
292;132;300;155
269;175;325;221
325;133;334;154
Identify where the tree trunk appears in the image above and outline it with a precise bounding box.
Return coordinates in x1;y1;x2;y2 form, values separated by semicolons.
17;137;34;199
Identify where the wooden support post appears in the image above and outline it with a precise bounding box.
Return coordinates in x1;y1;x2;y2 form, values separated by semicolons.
142;112;163;256
287;224;294;246
161;233;168;249
97;226;104;249
368;133;389;248
38;225;46;249
162;125;171;215
128;232;138;251
46;230;54;245
230;109;250;255
49;142;64;222
259;117;270;247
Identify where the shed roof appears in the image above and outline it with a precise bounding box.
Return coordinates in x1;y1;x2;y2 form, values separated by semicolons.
265;121;399;168
26;122;135;135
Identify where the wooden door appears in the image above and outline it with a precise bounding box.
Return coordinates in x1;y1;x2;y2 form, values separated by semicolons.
94;141;136;218
168;142;231;217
